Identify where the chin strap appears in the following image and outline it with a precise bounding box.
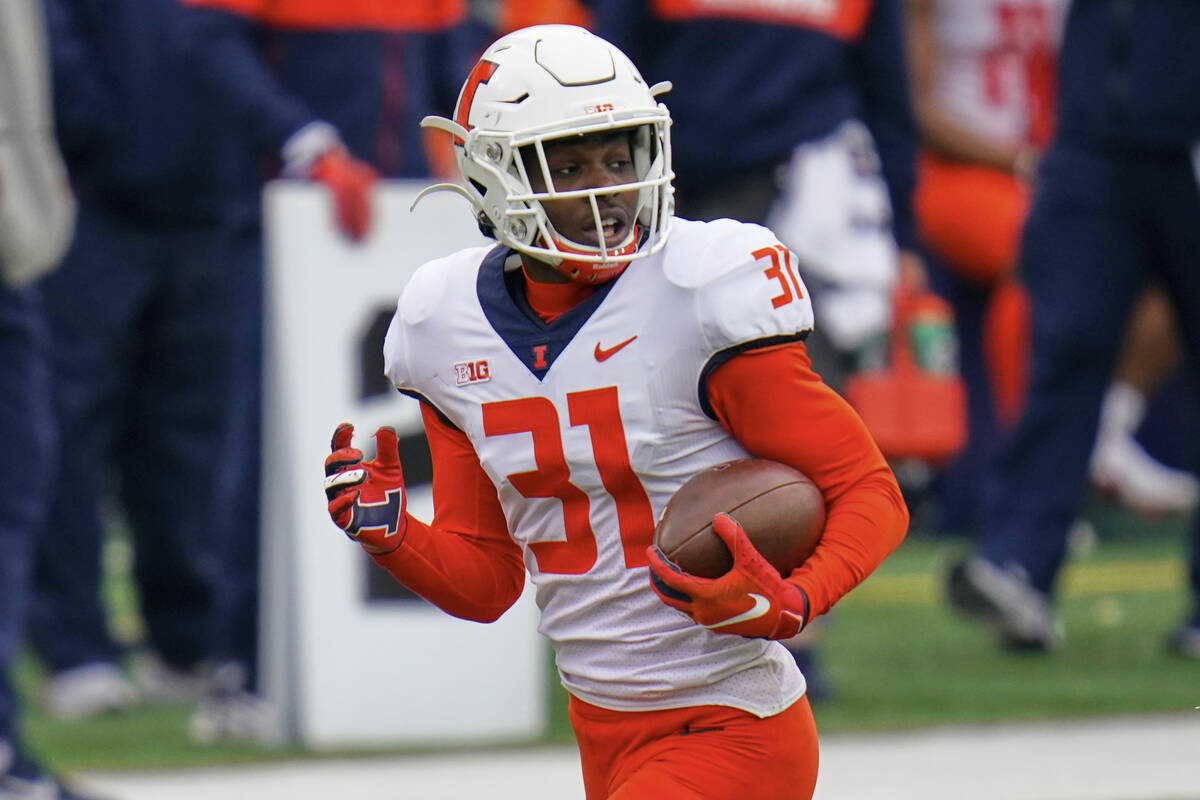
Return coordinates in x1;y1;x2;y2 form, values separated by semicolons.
546;226;641;284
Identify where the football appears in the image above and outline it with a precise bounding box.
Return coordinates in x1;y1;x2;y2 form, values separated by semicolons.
653;458;825;579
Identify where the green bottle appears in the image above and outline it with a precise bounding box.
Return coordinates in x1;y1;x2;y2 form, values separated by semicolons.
907;295;959;375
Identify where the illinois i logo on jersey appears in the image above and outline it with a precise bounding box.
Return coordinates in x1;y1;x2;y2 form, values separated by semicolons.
455;360;491;386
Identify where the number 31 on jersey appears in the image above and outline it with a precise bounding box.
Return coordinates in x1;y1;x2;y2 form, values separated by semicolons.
482;386;655;575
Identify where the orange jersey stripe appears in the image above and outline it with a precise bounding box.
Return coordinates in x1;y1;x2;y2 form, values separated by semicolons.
371;403;525;622
651;0;872;40
706;341;909;619
183;0;466;31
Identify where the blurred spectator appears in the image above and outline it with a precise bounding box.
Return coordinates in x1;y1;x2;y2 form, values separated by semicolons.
171;0;488;739
589;0;921;700
492;0;591;31
592;0;921;367
0;0;75;291
906;0;1066;535
0;291;88;799
31;0;259;727
1089;285;1199;516
1;0;97;795
947;0;1200;656
908;0;1195;533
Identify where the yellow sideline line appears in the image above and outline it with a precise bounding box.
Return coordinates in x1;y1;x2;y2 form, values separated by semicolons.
844;558;1186;607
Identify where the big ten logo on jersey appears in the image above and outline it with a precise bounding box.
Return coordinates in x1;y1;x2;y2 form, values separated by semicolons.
651;0;871;40
455;360;491;386
481;386;655;575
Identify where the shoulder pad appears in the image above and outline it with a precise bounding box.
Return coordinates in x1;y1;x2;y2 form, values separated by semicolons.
662;218;783;289
398;245;493;326
663;220;813;353
386;244;492;390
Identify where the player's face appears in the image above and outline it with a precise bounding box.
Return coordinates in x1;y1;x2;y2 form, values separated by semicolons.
524;131;640;250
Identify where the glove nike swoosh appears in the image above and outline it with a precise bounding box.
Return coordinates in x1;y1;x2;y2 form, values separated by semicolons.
706;593;770;629
324;468;366;492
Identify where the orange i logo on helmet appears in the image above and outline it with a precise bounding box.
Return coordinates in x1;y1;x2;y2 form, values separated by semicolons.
453;59;499;146
414;25;676;285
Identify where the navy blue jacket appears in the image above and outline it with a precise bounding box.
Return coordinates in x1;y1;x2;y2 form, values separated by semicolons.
44;0;234;225
590;0;917;249
174;8;487;173
171;7;487;224
1056;0;1200;153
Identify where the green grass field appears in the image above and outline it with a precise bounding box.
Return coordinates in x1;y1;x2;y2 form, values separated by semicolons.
20;498;1198;772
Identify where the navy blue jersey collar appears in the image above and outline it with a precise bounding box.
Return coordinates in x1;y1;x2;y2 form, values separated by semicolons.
476;246;618;380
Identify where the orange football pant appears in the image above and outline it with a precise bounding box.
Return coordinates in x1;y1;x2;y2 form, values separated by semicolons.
568;695;819;800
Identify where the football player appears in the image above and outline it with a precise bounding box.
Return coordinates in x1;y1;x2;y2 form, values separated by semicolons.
324;25;908;799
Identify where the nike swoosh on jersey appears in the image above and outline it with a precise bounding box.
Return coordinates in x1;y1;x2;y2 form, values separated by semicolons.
705;593;770;629
594;335;638;362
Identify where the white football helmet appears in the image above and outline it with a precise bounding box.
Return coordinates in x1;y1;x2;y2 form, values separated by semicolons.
417;25;674;283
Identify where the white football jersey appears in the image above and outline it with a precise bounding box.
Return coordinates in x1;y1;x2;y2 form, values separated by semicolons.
384;218;813;715
931;0;1066;150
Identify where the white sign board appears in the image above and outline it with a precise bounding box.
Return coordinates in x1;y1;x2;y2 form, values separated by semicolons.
261;180;547;749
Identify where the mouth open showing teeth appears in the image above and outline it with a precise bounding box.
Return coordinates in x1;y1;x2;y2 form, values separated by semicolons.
581;213;629;249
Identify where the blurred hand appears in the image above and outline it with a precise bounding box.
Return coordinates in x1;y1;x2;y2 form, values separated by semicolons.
309;147;377;241
281;121;377;241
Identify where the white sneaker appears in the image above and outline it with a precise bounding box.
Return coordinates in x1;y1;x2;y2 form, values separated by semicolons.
130;652;221;705
1168;625;1200;659
39;663;138;720
0;740;103;800
189;691;278;744
946;557;1062;651
1090;426;1200;517
0;774;58;800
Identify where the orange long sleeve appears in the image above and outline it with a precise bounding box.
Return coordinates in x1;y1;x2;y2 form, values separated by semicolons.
706;341;909;620
376;341;906;624
370;403;526;622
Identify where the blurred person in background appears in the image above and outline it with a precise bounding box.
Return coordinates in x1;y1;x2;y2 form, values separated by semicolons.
323;25;907;797
587;0;922;700
169;0;489;739
589;0;922;364
947;0;1200;656
31;0;261;731
1089;285;1199;517
1;0;97;795
908;0;1197;535
906;0;1066;536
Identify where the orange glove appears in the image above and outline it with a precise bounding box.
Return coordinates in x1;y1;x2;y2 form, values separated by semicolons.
281;121;377;241
647;513;809;639
309;147;377;241
323;423;407;555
